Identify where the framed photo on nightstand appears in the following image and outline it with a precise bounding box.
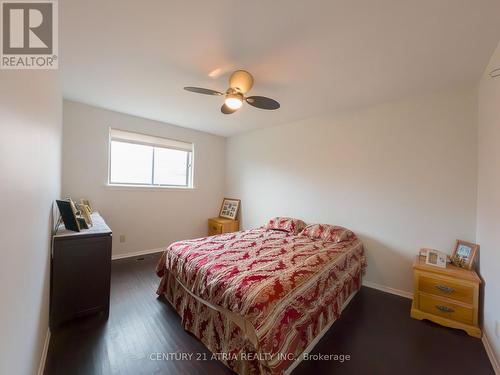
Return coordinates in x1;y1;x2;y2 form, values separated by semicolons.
425;249;447;268
219;198;240;220
451;240;479;270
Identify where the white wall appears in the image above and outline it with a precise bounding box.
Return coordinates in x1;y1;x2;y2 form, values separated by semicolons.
226;88;477;293
0;71;62;375
477;41;500;363
62;100;226;257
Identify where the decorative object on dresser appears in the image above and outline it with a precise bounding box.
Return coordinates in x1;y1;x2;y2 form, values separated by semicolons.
80;198;93;213
425;249;447;268
208;217;239;236
50;211;112;329
450;239;479;270
219;198;240;220
56;199;81;232
411;256;481;338
77;203;93;227
418;247;430;258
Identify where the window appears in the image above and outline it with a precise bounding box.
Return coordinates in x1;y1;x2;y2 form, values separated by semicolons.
108;129;193;188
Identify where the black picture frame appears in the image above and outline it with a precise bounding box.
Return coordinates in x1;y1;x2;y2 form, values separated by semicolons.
56;199;81;232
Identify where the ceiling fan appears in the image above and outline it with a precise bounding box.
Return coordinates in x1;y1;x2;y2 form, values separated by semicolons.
184;70;280;114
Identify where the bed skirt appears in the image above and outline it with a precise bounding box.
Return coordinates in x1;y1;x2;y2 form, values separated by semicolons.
157;266;363;375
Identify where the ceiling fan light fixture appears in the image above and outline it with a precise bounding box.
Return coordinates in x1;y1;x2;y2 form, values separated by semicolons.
184;70;280;114
225;93;243;110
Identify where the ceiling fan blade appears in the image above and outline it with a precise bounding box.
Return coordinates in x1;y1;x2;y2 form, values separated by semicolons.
184;86;223;96
221;104;238;114
245;96;280;110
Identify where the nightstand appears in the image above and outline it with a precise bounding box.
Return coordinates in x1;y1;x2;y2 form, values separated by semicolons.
208;217;239;236
410;256;481;338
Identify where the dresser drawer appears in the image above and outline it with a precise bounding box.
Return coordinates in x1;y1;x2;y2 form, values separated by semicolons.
418;275;473;304
208;221;223;235
419;294;474;325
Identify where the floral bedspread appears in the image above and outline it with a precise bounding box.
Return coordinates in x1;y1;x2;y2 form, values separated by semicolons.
156;228;366;374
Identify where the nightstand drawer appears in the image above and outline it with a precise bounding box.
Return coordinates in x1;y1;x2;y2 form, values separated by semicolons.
208;217;239;236
419;294;474;325
208;221;223;235
418;275;473;304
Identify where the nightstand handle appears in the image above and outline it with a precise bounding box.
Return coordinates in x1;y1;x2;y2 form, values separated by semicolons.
435;284;454;294
435;305;454;313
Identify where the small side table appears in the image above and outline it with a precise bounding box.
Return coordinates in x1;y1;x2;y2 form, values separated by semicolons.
410;255;481;338
208;217;239;236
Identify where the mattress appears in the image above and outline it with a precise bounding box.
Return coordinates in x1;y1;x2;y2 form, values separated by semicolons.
156;228;366;374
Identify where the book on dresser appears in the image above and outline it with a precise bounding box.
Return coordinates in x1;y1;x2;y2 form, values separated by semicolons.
50;211;112;329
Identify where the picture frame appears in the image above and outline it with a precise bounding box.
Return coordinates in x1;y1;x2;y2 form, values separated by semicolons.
425;249;447;268
77;203;93;227
419;248;432;258
219;198;240;220
451;239;479;270
56;199;81;232
80;198;93;213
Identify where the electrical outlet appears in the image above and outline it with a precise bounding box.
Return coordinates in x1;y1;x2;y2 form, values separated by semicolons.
495;320;499;339
119;234;126;243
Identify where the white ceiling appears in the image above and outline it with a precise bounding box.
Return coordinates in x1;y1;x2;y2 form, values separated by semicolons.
61;0;500;137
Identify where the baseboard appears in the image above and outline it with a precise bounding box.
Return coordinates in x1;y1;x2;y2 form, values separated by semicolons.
362;280;413;299
483;332;500;375
112;247;164;260
37;328;50;375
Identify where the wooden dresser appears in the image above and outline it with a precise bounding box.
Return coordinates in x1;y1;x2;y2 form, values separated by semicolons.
50;212;112;329
410;256;481;338
208;217;239;236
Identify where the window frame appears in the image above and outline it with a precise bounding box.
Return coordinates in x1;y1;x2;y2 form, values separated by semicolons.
107;128;194;189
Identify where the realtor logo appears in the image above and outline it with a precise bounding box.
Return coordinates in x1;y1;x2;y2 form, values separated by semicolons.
1;0;58;69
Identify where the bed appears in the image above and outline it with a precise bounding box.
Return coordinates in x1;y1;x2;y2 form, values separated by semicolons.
156;224;366;375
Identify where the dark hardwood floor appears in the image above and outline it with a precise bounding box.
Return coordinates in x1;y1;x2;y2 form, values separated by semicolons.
45;253;494;375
